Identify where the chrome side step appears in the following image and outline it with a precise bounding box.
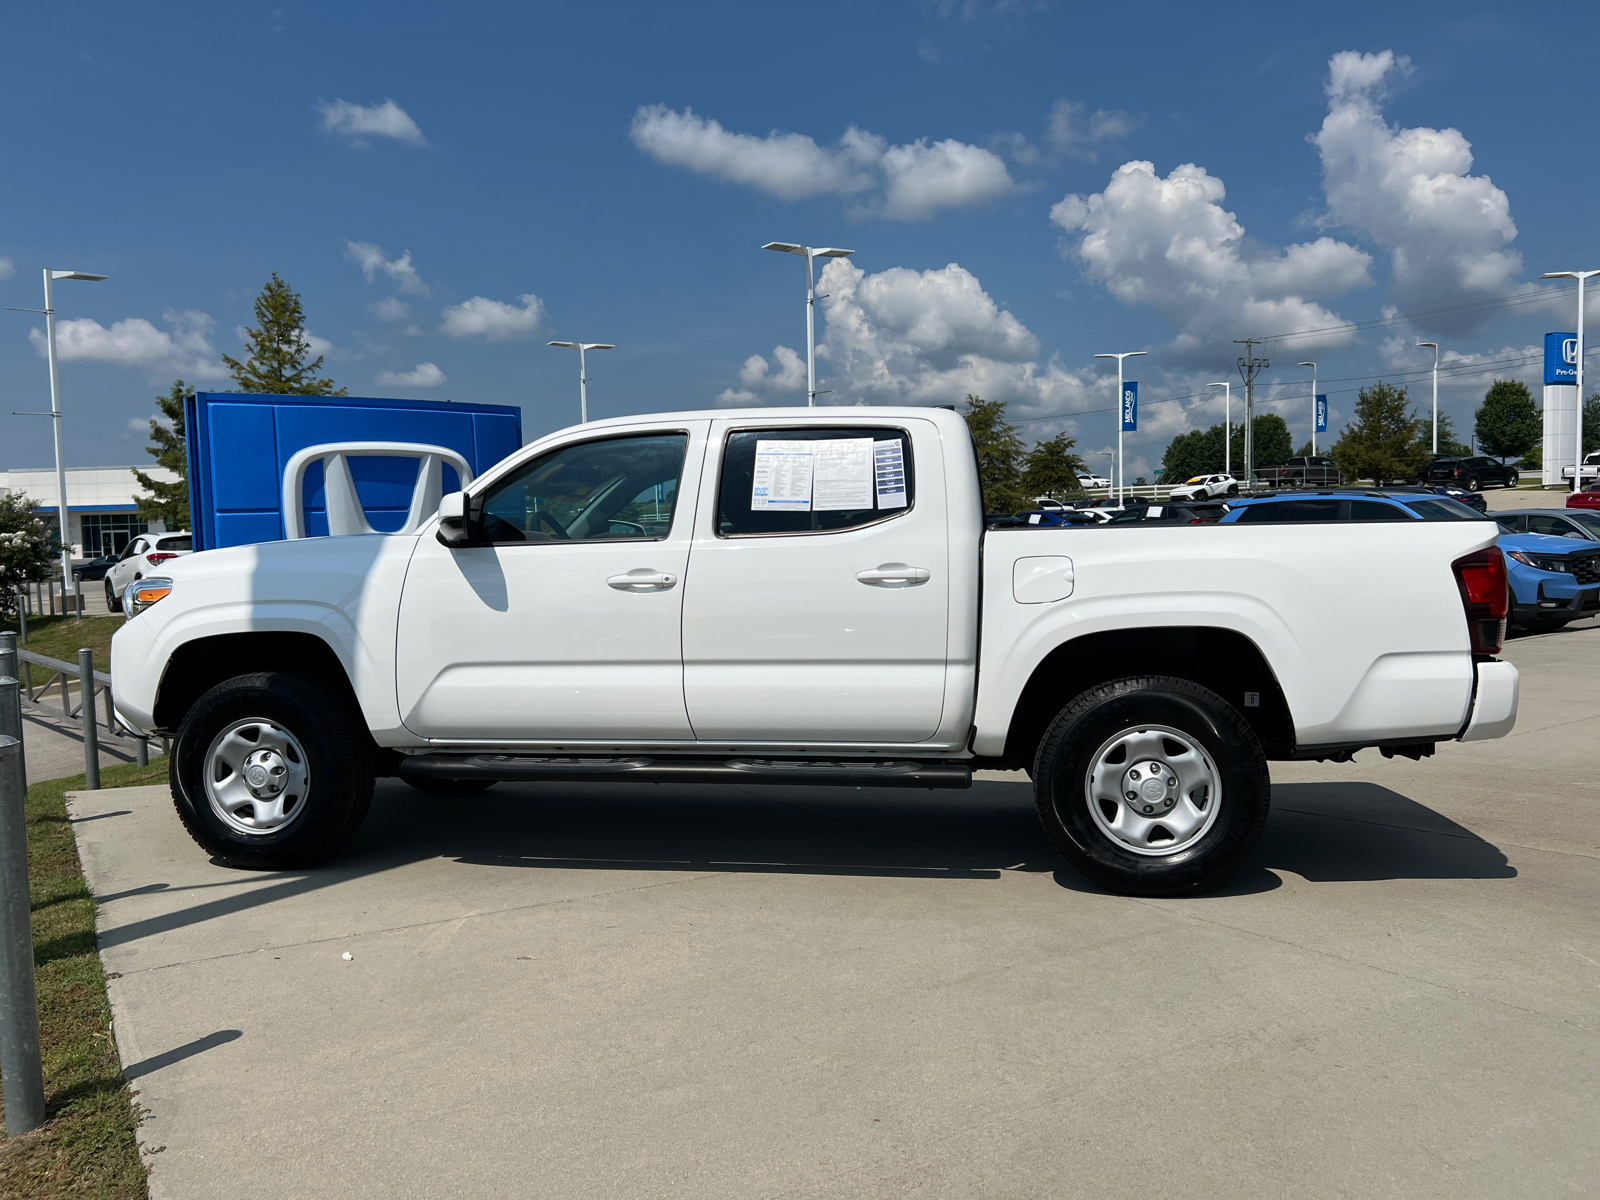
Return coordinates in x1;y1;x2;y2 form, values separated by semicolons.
399;754;972;790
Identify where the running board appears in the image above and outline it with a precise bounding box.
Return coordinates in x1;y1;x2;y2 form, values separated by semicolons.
399;754;972;790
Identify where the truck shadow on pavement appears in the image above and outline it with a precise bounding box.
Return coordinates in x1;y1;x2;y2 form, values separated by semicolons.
368;776;1514;895
87;776;1516;955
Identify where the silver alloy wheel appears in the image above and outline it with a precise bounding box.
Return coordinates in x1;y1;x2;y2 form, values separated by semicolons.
204;717;312;836
1084;724;1222;857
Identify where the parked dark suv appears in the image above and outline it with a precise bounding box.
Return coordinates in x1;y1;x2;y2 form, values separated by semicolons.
1421;455;1518;491
1256;455;1341;488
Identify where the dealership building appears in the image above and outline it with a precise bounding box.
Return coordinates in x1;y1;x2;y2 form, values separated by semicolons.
0;465;182;557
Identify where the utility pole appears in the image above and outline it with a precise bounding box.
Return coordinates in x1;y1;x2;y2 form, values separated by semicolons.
1235;338;1270;491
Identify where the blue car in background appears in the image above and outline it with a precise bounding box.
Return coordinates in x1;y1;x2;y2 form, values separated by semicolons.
1216;490;1485;523
1497;531;1600;632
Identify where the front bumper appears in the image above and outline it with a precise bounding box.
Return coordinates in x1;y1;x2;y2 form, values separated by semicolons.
1460;660;1519;741
1512;583;1600;627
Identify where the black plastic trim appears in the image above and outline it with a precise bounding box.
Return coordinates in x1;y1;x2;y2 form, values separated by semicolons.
400;754;973;790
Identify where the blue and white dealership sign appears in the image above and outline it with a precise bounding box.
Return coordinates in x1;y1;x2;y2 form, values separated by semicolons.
1315;394;1328;434
1545;332;1577;385
1121;382;1138;432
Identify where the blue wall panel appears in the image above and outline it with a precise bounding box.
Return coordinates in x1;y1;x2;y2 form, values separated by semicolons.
185;392;523;550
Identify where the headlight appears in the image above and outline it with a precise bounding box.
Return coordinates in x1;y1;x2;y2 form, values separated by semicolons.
124;577;174;615
1506;552;1570;573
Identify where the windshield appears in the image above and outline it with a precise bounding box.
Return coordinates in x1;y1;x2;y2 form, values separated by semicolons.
1185;476;1206;484
1401;497;1485;521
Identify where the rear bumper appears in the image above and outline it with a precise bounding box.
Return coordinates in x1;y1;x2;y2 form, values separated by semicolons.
1459;660;1519;741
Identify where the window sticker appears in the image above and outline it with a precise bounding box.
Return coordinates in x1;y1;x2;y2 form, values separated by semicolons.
874;439;908;509
751;440;816;510
812;438;875;511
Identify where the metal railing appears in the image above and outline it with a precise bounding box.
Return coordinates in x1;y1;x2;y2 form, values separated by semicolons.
15;647;153;782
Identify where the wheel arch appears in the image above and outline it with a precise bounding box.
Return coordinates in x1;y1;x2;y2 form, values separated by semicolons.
1000;626;1296;768
154;631;362;735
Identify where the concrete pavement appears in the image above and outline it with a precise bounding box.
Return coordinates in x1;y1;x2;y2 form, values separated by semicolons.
73;620;1599;1198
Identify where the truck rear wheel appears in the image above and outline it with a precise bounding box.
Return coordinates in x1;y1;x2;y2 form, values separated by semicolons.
171;671;375;869
1033;676;1270;896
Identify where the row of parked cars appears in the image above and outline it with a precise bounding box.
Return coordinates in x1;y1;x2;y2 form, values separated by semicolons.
1000;481;1600;635
1138;454;1528;496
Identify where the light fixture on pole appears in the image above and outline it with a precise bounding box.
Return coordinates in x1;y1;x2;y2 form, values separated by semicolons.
10;270;109;617
1540;270;1599;492
1208;382;1231;476
546;341;614;424
761;242;854;406
1297;362;1318;456
1093;350;1147;502
1417;343;1439;455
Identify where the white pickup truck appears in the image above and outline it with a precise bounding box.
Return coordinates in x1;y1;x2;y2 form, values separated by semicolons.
111;406;1520;896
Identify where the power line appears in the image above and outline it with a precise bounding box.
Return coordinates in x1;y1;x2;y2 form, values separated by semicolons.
1258;281;1578;344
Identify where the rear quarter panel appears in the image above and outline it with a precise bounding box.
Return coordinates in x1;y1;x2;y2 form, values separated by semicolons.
974;521;1498;754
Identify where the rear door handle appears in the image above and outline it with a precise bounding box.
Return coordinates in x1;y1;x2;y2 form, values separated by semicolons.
856;563;931;587
607;570;678;591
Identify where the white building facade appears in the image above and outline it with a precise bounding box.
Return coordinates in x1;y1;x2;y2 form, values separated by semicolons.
0;465;182;557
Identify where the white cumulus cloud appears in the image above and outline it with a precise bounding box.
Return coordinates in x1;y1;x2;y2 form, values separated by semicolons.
1051;160;1372;357
812;258;1091;415
716;345;808;406
31;309;226;381
375;362;446;388
631;105;1017;220
0;257;13;281
317;98;427;147
344;241;429;295
1313;50;1521;328
439;294;546;341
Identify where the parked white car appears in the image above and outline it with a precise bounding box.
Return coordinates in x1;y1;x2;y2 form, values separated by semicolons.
106;532;193;612
1076;472;1112;489
112;406;1517;897
1167;473;1241;501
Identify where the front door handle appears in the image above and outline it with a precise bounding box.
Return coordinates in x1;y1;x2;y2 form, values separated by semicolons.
856;563;931;587
607;569;678;591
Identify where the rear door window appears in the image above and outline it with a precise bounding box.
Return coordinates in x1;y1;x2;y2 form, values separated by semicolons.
1349;500;1412;521
1235;499;1343;522
716;427;914;537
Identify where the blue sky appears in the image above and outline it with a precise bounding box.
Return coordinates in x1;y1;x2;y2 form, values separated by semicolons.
3;1;1597;482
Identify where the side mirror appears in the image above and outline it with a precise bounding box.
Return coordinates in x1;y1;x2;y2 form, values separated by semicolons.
436;491;472;546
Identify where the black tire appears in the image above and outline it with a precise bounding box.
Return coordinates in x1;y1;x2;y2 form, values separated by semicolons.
105;578;122;613
1506;471;1519;488
1033;676;1270;897
406;777;496;796
1226;484;1239;496
1465;475;1481;491
171;671;375;869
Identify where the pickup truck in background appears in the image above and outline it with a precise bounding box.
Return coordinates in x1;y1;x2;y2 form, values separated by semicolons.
1256;456;1341;488
111;406;1520;897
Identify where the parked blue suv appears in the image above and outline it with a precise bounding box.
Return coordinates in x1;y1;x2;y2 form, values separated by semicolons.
1497;531;1600;632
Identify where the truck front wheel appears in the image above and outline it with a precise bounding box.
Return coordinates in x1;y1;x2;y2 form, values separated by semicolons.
171;672;375;869
1033;676;1270;896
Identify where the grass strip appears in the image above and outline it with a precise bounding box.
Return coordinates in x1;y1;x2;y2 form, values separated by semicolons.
7;615;122;675
0;758;167;1198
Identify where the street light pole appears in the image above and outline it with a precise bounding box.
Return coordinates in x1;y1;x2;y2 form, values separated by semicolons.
546;341;615;424
40;270;106;616
1093;350;1147;502
1297;362;1318;457
1208;383;1231;476
762;243;854;406
1417;343;1439;455
1541;270;1599;492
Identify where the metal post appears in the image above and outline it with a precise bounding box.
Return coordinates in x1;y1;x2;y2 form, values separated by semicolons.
1578;275;1587;494
78;649;98;790
16;592;25;645
42;271;79;621
0;665;44;1134
804;249;817;407
135;736;149;768
0;636;24;794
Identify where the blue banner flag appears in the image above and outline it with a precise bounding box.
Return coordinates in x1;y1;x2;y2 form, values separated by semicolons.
1315;395;1328;434
1121;382;1138;432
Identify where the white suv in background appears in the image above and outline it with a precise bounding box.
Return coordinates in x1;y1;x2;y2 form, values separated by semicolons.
1075;471;1112;490
106;532;193;612
1167;473;1240;501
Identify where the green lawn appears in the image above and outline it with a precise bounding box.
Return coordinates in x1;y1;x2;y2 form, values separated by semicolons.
0;759;165;1198
8;615;122;674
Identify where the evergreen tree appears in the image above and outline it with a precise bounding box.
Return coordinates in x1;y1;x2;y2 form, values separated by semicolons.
132;379;193;530
962;394;1027;513
1331;381;1426;484
221;273;347;396
1586;392;1600;458
1427;411;1472;458
1474;379;1540;462
1020;431;1087;500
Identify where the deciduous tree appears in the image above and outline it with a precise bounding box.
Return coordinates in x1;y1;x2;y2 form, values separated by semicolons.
1020;431;1087;501
1474;379;1540;462
962;394;1027;513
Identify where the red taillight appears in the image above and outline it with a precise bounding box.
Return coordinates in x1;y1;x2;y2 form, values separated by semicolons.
146;551;178;566
1452;547;1507;656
